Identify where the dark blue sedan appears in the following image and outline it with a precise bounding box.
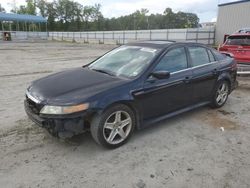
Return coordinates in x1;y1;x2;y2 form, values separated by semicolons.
24;40;238;148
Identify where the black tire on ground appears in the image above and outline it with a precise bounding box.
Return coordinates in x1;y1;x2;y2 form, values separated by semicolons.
210;80;230;108
90;104;136;149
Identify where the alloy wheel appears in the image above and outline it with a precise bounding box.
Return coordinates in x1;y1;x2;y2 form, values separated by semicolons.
216;82;229;106
103;110;132;145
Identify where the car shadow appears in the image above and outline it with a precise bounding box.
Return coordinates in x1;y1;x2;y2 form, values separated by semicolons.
133;106;209;138
65;105;210;149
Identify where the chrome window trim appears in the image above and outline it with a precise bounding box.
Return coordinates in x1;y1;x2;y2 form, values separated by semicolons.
190;60;219;69
26;90;41;104
171;61;219;75
170;67;193;75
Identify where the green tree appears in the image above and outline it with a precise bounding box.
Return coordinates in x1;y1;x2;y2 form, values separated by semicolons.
9;1;200;31
16;0;36;15
47;2;57;31
37;0;47;17
26;0;36;15
82;6;95;30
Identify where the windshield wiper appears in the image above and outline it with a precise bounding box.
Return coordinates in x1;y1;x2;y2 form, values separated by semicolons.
91;68;115;76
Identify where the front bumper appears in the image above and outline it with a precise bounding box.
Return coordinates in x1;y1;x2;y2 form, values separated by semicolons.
24;100;90;138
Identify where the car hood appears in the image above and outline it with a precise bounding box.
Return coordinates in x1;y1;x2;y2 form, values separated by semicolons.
28;67;128;105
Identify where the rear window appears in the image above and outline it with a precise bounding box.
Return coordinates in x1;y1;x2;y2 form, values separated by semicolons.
212;49;226;61
207;49;216;62
226;35;250;46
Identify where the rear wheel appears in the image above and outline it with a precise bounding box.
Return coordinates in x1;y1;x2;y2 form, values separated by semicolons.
210;80;230;108
90;104;135;148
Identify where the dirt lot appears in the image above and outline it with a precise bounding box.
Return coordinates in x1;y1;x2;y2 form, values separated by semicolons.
0;41;250;188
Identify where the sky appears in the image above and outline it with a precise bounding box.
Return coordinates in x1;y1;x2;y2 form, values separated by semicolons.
0;0;241;22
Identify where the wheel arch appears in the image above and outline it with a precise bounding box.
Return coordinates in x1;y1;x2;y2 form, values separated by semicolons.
91;100;141;130
105;100;141;130
217;72;232;91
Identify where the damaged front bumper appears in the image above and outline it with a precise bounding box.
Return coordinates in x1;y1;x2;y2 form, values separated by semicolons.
24;100;91;139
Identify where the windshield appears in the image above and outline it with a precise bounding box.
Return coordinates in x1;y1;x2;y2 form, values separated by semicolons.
88;46;159;78
226;36;250;46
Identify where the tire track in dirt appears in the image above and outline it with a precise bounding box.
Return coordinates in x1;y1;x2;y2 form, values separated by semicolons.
0;71;53;78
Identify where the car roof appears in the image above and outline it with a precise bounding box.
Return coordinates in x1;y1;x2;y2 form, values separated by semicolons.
127;40;174;49
230;33;250;37
126;40;208;49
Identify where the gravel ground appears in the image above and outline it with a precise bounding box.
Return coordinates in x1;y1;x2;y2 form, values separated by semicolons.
0;41;250;188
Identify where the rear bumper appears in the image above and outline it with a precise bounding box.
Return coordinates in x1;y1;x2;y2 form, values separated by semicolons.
237;63;250;75
24;100;90;138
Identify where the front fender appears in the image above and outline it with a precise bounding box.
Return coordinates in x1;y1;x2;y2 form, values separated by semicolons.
90;86;142;129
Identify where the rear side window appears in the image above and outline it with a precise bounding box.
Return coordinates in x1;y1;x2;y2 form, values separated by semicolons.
188;47;210;67
154;47;188;73
212;49;226;61
207;49;216;62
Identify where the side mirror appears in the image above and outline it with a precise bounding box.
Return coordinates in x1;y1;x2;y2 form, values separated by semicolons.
151;71;170;80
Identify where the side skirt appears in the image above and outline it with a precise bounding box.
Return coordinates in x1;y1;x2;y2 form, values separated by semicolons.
140;101;211;129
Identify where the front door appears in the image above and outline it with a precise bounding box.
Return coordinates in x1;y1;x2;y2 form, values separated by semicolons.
135;46;193;120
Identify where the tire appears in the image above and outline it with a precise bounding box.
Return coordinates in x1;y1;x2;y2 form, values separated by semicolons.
210;80;230;108
90;104;136;149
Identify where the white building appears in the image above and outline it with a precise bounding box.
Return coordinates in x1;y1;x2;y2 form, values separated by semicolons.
216;0;250;44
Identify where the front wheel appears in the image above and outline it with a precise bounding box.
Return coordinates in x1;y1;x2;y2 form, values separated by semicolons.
210;80;230;108
90;104;135;148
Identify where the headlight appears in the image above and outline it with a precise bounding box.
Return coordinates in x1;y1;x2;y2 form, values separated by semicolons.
40;103;89;115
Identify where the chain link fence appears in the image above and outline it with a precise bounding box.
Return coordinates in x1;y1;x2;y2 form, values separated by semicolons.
0;31;48;41
49;28;215;45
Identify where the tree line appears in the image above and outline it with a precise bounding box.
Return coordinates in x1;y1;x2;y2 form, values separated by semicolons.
0;0;199;31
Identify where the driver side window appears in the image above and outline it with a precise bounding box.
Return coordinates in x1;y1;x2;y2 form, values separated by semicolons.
154;47;188;73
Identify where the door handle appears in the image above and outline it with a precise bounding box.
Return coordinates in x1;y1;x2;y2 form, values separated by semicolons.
183;76;190;84
212;69;218;75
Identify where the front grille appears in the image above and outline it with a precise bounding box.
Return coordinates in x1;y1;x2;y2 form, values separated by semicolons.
26;95;44;115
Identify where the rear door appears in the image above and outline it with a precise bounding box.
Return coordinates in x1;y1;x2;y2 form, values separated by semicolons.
188;45;220;103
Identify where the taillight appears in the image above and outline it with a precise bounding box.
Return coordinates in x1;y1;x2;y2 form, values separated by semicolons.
219;47;228;51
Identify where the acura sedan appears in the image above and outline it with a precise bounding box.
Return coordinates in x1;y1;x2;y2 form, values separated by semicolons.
24;41;237;148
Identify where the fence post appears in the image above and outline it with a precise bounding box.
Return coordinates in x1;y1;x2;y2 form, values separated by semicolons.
185;28;188;41
135;30;137;40
149;30;152;40
166;29;169;40
196;28;199;42
103;31;105;44
112;31;114;40
213;28;215;45
208;29;211;45
123;30;125;44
